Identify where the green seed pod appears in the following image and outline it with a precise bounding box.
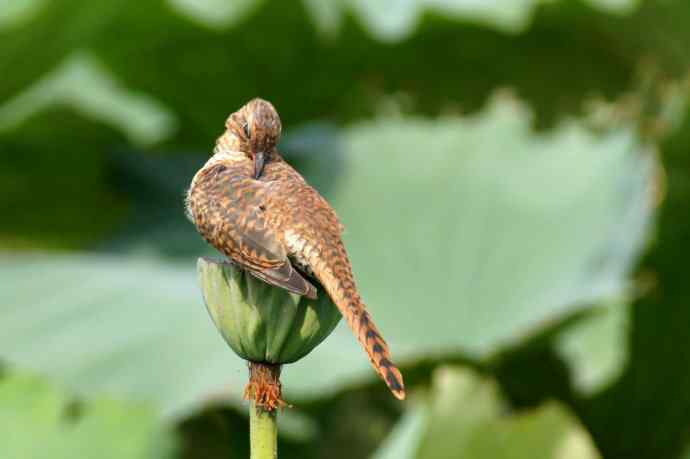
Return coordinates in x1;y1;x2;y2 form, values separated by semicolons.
197;257;341;365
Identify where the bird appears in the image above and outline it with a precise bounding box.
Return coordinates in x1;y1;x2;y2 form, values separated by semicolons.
186;98;405;400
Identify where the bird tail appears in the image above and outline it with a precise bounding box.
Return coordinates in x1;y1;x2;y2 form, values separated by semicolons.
314;256;406;400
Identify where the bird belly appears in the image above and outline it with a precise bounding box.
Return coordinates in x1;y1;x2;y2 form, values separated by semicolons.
284;229;316;278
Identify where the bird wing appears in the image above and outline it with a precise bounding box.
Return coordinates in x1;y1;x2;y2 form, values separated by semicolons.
231;205;317;298
211;169;317;299
246;260;317;299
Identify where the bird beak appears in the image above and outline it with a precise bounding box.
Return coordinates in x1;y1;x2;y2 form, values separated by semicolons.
254;151;266;179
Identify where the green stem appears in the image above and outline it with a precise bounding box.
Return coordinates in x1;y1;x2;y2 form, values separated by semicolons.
250;400;278;459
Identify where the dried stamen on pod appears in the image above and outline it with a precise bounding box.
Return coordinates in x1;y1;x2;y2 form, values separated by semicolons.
244;362;287;411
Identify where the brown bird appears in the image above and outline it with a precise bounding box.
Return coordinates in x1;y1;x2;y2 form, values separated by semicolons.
186;98;405;400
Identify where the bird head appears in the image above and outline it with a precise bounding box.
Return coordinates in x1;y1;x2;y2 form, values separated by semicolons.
225;98;282;179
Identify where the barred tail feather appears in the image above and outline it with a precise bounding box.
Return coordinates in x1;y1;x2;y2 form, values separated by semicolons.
352;306;406;400
315;260;405;400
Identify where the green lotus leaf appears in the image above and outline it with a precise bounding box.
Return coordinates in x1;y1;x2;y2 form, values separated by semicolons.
0;371;177;459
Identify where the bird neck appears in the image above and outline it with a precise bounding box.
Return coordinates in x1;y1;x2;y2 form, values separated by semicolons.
214;129;244;156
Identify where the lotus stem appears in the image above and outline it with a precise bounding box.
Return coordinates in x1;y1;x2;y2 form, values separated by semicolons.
247;362;282;458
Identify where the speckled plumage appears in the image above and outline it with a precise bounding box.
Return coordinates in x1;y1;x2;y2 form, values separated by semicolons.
187;98;405;400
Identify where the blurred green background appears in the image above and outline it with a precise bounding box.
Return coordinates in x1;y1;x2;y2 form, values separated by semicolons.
1;0;690;458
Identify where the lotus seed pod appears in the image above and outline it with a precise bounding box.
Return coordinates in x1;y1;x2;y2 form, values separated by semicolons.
197;257;341;365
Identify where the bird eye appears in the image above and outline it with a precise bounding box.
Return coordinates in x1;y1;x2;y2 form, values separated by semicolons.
243;122;250;137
